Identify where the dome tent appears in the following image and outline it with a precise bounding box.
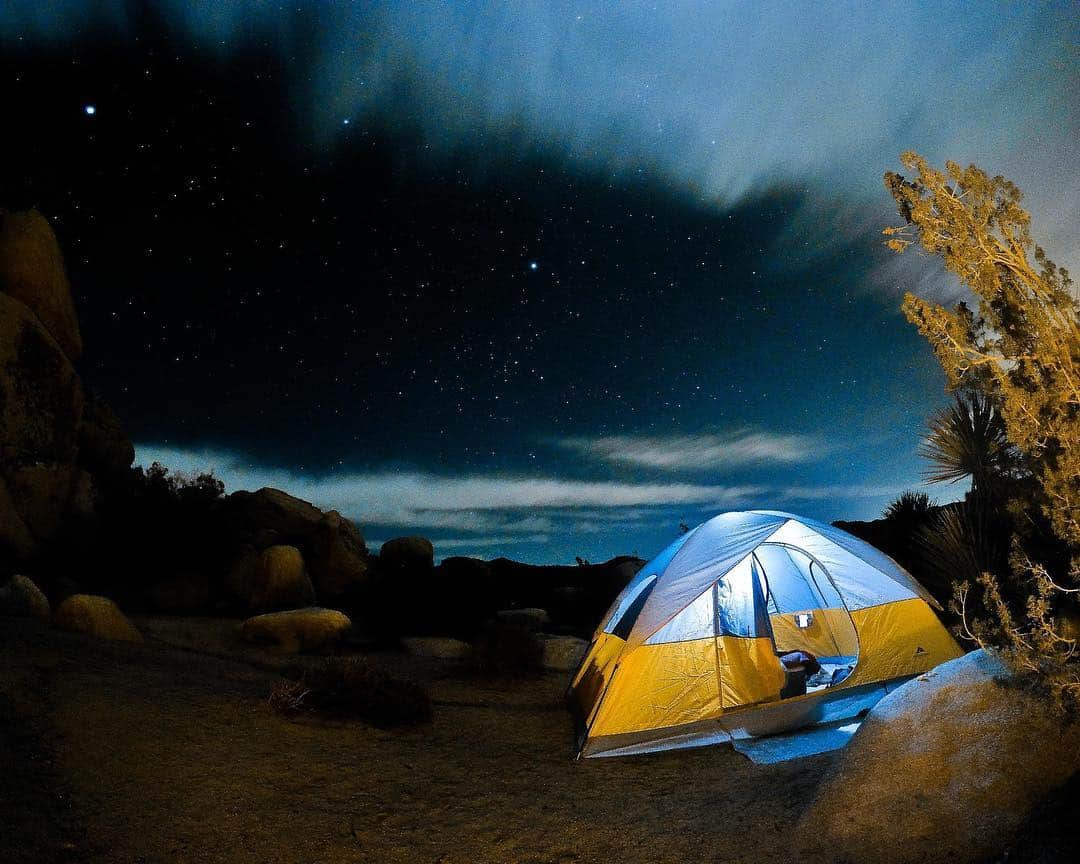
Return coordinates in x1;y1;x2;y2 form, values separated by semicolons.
569;510;962;758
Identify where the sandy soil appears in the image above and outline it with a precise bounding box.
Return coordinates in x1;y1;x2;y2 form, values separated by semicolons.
1;617;842;863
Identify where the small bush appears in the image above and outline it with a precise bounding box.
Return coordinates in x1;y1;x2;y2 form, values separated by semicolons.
267;678;310;715
882;490;935;523
268;656;432;728
471;622;543;677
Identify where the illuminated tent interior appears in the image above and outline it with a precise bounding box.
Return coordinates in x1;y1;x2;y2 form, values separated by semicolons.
569;510;962;758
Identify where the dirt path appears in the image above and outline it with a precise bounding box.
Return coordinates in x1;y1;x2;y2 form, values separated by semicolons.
1;619;832;863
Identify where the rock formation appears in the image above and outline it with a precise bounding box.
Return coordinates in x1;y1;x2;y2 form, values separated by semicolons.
0;209;134;574
53;594;143;643
240;607;352;653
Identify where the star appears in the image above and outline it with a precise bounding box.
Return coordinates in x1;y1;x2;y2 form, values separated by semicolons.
529;261;538;271
84;104;96;115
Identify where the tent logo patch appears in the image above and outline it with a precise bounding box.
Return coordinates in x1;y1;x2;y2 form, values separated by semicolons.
914;646;927;656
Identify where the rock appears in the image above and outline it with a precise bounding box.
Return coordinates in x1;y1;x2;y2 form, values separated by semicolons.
0;476;36;562
0;291;85;468
538;634;588;671
796;649;1080;864
0;209;82;361
401;636;472;660
240;607;351;653
51;576;81;604
146;573;213;614
77;392;135;479
223;487;324;548
380;536;434;574
227;544;315;611
495;607;550;630
427;556;501;636
306;510;370;602
0;574;50;621
6;463;95;545
53;594;142;642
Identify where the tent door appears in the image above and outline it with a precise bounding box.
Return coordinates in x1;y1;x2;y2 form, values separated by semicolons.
754;543;860;698
714;559;786;711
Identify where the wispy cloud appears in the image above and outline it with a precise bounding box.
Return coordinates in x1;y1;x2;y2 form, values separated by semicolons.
135;443;765;533
370;534;551;552
2;2;1073;276
558;430;826;471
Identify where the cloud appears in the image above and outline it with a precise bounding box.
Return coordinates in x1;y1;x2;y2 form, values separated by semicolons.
370;534;551;552
558;430;826;471
135;443;766;532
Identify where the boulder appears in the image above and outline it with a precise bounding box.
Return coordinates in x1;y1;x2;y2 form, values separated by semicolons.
77;392;135;479
796;650;1080;864
427;556;501;636
0;476;36;562
538;634;588;671
306;510;371;602
495;607;550;630
6;463;95;545
0;574;50;621
240;607;351;653
223;487;324;548
380;536;434;573
0;209;82;361
146;573;214;614
53;594;142;643
0;291;85;468
227;544;315;611
401;636;472;660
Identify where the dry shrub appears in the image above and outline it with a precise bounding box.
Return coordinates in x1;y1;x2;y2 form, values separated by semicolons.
268;656;431;728
267;678;310;715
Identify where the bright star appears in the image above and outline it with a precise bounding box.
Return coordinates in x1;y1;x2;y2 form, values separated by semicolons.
342;118;350;125
84;105;96;115
529;261;538;270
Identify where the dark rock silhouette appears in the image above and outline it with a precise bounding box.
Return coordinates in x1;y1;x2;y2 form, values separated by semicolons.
0;574;50;621
0;210;133;573
0;209;644;644
0;209;83;361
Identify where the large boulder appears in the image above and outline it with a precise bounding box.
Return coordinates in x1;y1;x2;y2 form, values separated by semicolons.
796;650;1080;864
0;209;82;361
379;536;434;574
306;510;370;602
145;572;214;614
53;594;142;643
77;392;135;479
0;291;85;468
227;544;315;611
5;463;95;546
401;636;472;660
0;574;50;621
538;634;588;671
0;476;36;562
240;607;351;653
223;487;324;548
425;556;501;637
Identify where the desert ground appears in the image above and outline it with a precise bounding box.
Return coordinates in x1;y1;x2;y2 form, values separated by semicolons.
3;618;1076;864
1;616;829;864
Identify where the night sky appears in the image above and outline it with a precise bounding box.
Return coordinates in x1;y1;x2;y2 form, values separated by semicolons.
2;2;1077;562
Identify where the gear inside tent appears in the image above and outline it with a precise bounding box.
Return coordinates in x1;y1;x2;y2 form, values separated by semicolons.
568;510;962;758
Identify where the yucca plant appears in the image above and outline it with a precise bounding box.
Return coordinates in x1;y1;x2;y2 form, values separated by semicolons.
882;490;936;523
919;390;1017;501
915;501;1009;597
